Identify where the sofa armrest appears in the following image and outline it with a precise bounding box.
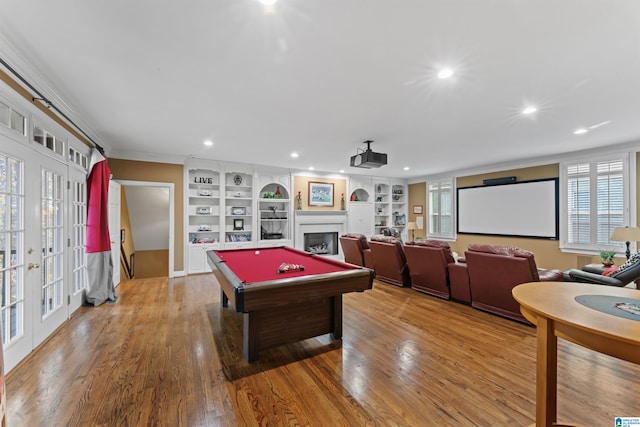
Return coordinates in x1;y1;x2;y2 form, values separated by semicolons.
566;269;625;286
537;268;564;281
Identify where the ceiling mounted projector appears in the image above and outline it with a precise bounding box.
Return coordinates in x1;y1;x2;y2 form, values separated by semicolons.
350;140;387;169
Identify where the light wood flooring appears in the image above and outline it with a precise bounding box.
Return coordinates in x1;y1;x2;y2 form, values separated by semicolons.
5;274;640;426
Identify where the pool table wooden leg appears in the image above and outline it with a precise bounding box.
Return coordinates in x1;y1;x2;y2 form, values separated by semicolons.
331;295;343;340
243;312;259;362
221;289;228;308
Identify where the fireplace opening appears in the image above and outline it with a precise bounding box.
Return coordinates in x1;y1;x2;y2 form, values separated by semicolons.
304;232;338;255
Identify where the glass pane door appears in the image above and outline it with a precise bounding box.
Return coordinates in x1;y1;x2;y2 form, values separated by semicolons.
40;169;64;318
0;154;24;349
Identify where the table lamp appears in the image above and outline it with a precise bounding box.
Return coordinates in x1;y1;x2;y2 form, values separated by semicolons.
407;222;417;241
610;226;640;259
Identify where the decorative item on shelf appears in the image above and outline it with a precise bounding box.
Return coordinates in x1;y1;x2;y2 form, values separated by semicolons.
196;207;211;215
233;219;244;230
350;192;356;201
231;207;246;215
233;174;243;185
194;176;213;184
274;186;282;198
341;193;345;210
198;225;211;232
198;189;212;196
377;184;382;193
599;249;616;267
232;191;243;197
296;191;302;210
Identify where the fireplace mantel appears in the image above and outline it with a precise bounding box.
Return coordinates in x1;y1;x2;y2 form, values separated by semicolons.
295;210;347;216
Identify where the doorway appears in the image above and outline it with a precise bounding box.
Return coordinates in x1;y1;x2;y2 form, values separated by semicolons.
118;180;174;279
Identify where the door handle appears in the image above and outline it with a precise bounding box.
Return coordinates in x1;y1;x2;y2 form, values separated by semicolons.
28;263;40;270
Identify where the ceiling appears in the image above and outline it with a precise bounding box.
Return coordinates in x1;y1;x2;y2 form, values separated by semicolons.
1;0;640;178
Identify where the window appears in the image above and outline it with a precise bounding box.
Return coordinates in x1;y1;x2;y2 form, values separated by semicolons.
427;178;454;239
33;125;64;156
562;154;631;252
0;100;26;135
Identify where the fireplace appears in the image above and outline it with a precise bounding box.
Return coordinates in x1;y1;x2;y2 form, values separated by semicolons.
294;211;347;259
304;232;338;255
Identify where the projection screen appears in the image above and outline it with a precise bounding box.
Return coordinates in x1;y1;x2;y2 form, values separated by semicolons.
456;178;559;239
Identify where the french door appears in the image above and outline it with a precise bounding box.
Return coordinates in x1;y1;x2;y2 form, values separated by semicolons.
1;139;70;371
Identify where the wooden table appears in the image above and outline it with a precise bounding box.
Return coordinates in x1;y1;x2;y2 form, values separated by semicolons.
512;282;640;427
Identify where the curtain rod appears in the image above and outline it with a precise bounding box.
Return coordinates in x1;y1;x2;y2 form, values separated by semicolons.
0;55;104;154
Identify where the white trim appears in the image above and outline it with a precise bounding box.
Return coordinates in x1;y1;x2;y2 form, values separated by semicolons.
117;180;176;278
559;151;632;254
0;33;106;152
412;139;640;183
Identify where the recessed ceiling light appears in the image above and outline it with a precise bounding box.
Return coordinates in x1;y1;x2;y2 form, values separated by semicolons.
404;166;410;171
291;152;299;158
522;106;537;115
203;140;213;146
259;0;276;5
438;68;454;79
339;169;345;173
573;128;588;135
308;167;314;171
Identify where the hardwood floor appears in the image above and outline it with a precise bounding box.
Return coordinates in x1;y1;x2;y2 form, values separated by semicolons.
6;274;640;426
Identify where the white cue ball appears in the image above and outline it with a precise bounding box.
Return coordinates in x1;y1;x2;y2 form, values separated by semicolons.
255;250;260;255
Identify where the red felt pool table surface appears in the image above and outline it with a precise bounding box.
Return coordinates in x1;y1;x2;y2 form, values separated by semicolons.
211;246;353;284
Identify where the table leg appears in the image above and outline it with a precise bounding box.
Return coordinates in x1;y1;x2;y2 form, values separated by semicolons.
243;312;259;362
331;295;343;340
221;289;228;308
536;316;558;427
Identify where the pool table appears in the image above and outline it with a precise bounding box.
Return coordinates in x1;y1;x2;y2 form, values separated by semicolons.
206;246;374;362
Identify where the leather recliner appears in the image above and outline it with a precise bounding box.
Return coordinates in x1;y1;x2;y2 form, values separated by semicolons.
339;233;374;268
404;240;455;299
369;235;411;287
564;252;640;287
464;244;563;323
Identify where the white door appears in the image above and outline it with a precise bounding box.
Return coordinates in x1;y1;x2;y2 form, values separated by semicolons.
347;202;374;236
109;181;121;287
0;142;32;371
68;168;88;313
0;140;70;371
32;154;69;347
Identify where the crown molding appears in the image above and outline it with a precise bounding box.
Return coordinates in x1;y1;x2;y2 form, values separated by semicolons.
0;31;108;152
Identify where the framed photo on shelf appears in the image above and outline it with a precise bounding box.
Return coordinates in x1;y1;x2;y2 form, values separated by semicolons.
413;205;423;214
233;218;244;230
308;182;334;206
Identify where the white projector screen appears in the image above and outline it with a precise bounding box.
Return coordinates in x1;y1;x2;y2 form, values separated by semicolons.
457;179;559;239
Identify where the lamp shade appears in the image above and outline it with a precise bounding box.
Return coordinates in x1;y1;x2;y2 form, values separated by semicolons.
407;222;417;231
610;226;640;242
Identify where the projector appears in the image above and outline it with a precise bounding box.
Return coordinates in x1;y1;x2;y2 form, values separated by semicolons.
350;140;387;169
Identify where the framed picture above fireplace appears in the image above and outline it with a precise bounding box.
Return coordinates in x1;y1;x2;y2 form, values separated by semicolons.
308;182;334;207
